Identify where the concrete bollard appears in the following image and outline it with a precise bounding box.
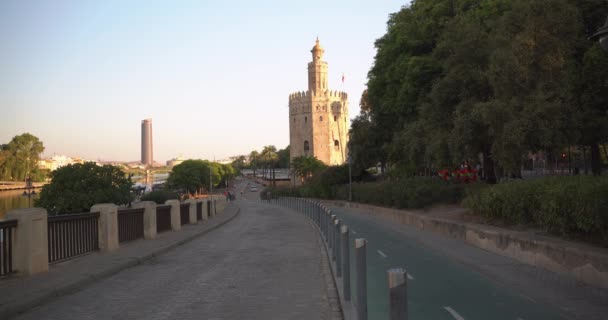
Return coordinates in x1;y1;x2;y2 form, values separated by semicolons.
355;238;368;320
6;208;49;275
330;215;337;254
133;201;157;240
335;219;342;277
341;225;351;301
201;200;209;221
188;201;197;224
164;200;181;231
388;268;408;320
91;204;119;252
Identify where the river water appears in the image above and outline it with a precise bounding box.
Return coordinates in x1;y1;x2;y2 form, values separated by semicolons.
0;173;169;220
0;189;39;220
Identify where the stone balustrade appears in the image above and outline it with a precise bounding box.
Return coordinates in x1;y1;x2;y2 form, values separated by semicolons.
1;195;228;277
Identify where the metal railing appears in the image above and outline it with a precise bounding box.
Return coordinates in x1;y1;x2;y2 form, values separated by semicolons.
180;203;190;225
117;208;144;244
0;219;17;277
196;202;203;221
48;212;100;264
156;205;172;233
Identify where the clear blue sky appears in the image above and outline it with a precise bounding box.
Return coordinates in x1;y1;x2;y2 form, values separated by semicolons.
1;0;408;163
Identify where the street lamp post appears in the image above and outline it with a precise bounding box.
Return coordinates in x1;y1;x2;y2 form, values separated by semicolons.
590;17;608;52
22;177;36;208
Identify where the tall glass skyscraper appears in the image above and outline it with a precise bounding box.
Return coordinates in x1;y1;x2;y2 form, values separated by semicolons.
141;119;153;166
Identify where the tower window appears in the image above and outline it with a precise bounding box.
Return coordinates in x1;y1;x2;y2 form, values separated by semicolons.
305;116;307;123
334;140;340;150
334;115;337;121
304;140;310;153
320;116;323;122
293;118;296;123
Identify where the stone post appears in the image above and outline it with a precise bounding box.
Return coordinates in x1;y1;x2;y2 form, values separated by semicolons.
388;268;408;320
91;204;119;252
133;201;157;240
188;201;197;224
341;225;351;301
335;219;342;277
6;208;49;275
164;200;181;231
355;238;368;320
202;200;209;221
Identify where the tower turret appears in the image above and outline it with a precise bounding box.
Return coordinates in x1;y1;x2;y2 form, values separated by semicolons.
308;38;328;93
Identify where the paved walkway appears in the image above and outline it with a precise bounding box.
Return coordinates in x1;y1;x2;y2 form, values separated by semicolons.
7;198;335;320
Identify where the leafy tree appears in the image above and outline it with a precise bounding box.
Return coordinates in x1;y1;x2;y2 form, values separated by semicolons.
277;145;290;168
354;0;607;181
166;159;225;195
249;150;260;175
230;155;247;172
36;162;133;215
291;156;326;182
0;133;45;181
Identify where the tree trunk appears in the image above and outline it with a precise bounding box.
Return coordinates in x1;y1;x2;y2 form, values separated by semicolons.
591;144;602;176
483;152;497;184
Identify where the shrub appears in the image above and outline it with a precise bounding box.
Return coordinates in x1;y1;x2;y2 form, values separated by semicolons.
36;162;133;215
141;190;179;204
463;176;608;243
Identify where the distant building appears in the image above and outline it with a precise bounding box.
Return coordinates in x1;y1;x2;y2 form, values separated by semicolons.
289;38;349;166
166;156;185;168
141;119;153;166
37;155;94;171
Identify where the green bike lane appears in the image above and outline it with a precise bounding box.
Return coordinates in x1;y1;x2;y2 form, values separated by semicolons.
330;207;566;320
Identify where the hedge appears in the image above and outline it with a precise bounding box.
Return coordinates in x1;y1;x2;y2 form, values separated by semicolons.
463;176;608;243
263;177;467;209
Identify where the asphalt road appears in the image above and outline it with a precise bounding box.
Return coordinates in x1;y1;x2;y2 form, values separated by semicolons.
329;205;608;320
14;189;332;320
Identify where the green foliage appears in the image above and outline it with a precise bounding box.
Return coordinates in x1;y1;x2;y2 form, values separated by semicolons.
141;190;179;204
351;0;608;180
299;165;350;199
0;133;45;181
291;156;327;181
36;162;133;215
230;155;247;172
463;176;608;243
166;160;234;194
277;145;290;168
343;178;465;209
269;175;465;209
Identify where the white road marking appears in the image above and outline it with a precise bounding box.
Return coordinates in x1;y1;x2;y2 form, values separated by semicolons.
516;318;525;320
407;273;415;280
352;230;357;234
444;306;465;320
377;250;387;258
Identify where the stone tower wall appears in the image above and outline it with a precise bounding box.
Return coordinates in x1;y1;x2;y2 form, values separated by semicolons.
289;39;349;169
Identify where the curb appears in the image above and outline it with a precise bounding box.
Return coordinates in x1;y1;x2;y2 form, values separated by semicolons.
3;206;241;320
271;200;344;320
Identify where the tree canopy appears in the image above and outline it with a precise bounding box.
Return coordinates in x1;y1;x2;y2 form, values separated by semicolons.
291;155;326;181
36;162;133;215
351;0;608;180
166;159;235;195
0;133;46;181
